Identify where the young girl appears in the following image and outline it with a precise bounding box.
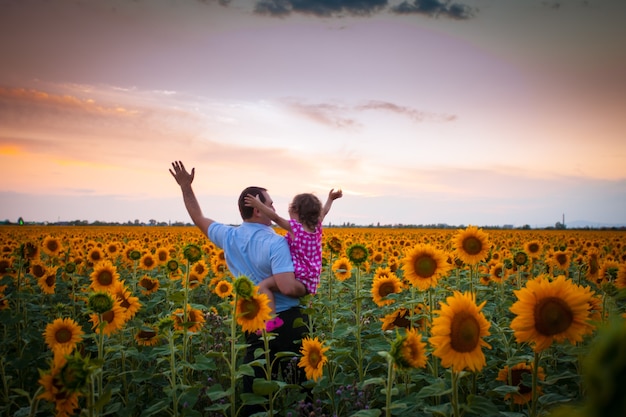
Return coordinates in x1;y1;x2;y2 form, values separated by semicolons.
245;189;342;330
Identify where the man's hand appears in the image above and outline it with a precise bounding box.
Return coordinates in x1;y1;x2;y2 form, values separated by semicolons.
169;161;195;188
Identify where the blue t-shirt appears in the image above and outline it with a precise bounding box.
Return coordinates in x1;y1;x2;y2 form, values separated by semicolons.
208;222;298;313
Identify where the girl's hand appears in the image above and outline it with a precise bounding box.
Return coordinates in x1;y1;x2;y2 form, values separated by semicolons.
329;189;343;201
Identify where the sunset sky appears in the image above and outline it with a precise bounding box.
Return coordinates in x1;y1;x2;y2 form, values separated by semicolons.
1;0;625;227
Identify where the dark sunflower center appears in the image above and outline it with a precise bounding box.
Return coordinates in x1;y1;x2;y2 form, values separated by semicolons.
379;282;396;298
46;240;59;252
45;274;56;287
414;255;436;278
462;237;483;256
55;327;72;343
143;257;155;268
138;329;156;339
32;264;46;278
450;312;480;353
534;297;573;336
555;254;567;266
242;299;260;318
91;252;102;261
102;310;114;324
308;350;321;367
140;279;155;290
393;311;411;329
97;270;113;286
528;243;540;253
511;369;532;394
493;267;503;278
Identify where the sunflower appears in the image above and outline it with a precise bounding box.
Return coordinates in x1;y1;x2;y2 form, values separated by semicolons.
29;260;48;279
111;282;142;320
183;243;203;263
214;279;233;298
547;249;571;275
585;249;602;283
90;299;128;336
104;241;122;258
298;336;329;381
453;225;490;266
331;257;353;281
371;273;403;307
185;272;205;290
90;260;120;292
510;275;596;352
235;293;272;333
135;325;161;346
86;247;105;265
138;275;160;295
401;244;451;291
381;305;428;332
371;251;385;264
155;247;170;265
390;328;427;370
172;305;206;333
513;251;529;267
347;243;369;265
429;291;492;372
524;240;543;260
38;364;81;417
0;258;14;278
44;318;84;356
42;236;63;257
37;267;57;294
191;260;210;279
496;362;545;405
139;253;157;271
326;236;343;255
489;262;507;284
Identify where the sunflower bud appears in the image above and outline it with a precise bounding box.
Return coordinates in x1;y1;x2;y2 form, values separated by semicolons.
129;250;142;261
157;316;175;332
59;351;93;393
183;244;203;263
88;292;114;314
233;276;255;299
64;262;77;274
166;259;180;272
347;243;369;265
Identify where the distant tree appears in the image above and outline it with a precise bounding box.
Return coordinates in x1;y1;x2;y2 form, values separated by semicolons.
555;221;567;230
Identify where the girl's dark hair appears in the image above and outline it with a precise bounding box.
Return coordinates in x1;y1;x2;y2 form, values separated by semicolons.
238;186;267;220
291;193;322;230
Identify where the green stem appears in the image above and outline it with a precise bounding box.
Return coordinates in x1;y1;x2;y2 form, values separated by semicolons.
354;266;363;383
451;371;460;417
530;351;541;417
230;294;238;417
385;358;396;417
168;330;179;417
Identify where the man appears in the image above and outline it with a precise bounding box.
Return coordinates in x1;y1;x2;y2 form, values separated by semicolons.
169;161;308;412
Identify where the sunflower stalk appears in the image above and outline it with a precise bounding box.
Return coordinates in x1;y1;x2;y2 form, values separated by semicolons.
354;266;364;383
451;370;461;417
384;354;396;417
182;260;191;385
530;351;542;417
229;293;239;417
166;328;180;417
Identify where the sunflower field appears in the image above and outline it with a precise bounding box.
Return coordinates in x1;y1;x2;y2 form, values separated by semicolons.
1;225;625;417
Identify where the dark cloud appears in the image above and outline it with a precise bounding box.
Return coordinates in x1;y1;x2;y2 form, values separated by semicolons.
254;0;389;17
391;0;475;19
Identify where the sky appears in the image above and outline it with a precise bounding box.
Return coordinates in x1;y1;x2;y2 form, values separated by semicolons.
1;0;625;228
